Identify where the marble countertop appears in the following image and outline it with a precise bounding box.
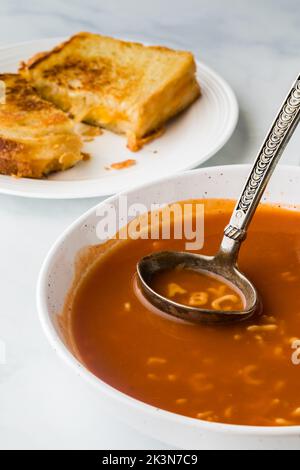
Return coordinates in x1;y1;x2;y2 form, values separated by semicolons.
0;0;299;450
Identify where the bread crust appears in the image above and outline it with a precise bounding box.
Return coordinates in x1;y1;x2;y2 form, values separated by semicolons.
20;32;193;71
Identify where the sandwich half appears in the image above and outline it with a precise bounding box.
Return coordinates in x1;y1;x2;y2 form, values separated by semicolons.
20;32;201;151
0;74;83;178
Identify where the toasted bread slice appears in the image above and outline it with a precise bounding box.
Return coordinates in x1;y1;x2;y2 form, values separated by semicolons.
20;33;201;151
0;74;83;178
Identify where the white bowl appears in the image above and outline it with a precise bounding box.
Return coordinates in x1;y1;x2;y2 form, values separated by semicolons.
37;165;300;450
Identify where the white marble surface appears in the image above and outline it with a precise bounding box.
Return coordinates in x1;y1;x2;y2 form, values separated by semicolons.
0;0;299;450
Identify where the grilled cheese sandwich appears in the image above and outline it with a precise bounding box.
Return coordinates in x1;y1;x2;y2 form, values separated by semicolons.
20;32;201;151
0;74;83;178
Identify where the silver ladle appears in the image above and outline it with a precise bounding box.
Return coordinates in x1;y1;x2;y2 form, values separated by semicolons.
137;74;300;324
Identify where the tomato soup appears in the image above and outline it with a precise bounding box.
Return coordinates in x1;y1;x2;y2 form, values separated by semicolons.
68;200;300;427
151;269;244;311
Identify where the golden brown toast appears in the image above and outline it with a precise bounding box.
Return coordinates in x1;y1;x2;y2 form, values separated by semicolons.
0;74;83;178
20;33;201;151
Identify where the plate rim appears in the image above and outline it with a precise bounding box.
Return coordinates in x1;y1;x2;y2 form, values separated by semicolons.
0;37;239;199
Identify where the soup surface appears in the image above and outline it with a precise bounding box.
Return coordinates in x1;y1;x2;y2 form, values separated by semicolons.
69;200;300;426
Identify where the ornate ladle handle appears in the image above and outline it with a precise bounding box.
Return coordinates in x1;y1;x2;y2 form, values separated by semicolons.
219;75;300;261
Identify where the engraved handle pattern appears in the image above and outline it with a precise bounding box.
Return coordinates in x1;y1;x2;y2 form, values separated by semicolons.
224;76;300;243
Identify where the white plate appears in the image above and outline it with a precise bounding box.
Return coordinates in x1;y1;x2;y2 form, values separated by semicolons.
0;38;238;199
